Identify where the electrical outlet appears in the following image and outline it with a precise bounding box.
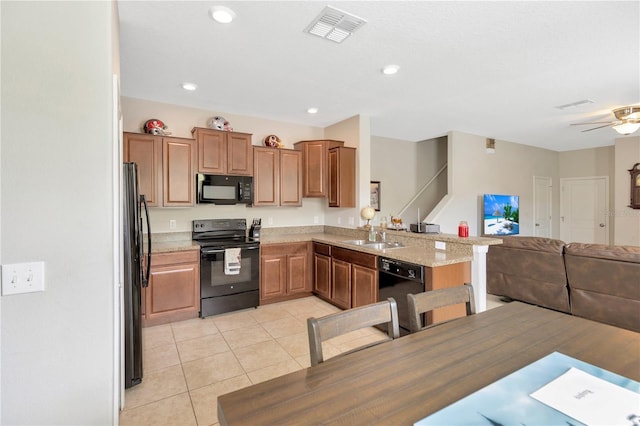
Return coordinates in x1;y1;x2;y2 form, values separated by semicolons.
348;217;355;225
435;241;446;250
337;217;342;225
268;217;273;225
313;216;319;224
169;219;176;230
2;261;45;296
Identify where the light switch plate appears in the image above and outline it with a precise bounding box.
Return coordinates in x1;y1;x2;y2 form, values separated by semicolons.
1;261;45;296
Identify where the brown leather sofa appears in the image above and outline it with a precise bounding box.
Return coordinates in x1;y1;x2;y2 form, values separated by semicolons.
564;243;640;332
487;236;640;332
486;236;570;313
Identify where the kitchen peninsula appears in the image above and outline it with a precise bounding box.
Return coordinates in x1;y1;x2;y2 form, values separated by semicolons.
149;225;501;322
258;225;500;313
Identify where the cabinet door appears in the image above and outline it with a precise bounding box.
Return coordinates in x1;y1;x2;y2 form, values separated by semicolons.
331;258;352;309
146;255;200;326
314;253;331;300
163;137;195;206
352;265;378;308
253;147;280;206
300;140;328;197
195;128;227;174
279;149;302;206
123;133;161;207
227;132;253;176
328;147;356;208
287;252;310;294
260;254;287;300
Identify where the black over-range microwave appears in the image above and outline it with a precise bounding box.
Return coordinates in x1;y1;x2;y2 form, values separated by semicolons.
196;174;253;205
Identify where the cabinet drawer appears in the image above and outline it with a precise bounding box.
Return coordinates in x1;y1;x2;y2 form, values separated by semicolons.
151;250;199;267
261;242;309;256
313;242;331;256
332;246;377;269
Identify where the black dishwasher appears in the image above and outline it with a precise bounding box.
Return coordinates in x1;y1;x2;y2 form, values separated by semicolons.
378;257;425;335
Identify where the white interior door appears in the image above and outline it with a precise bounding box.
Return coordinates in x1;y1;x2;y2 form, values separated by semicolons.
533;176;552;237
560;177;608;244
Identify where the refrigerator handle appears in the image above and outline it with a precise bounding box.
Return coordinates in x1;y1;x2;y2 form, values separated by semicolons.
140;194;152;288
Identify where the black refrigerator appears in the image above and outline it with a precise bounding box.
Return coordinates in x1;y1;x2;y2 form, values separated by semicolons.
123;162;151;389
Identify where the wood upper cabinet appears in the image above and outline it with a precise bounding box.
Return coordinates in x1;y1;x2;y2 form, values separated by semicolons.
192;127;253;176
260;242;312;303
124;132;195;207
328;147;356;208
294;139;344;198
123;133;162;207
143;250;200;327
253;147;302;207
162;137;195;207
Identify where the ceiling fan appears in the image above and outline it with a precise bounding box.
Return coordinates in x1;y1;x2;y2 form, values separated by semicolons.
571;105;640;135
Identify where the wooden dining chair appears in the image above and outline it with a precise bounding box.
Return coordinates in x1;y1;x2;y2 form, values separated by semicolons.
307;298;400;366
407;284;476;333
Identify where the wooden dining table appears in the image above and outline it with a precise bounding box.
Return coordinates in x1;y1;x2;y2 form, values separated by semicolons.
217;302;640;425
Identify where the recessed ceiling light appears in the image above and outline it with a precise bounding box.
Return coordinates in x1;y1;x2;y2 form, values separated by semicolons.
307;107;319;114
209;6;235;24
382;65;399;75
181;82;198;91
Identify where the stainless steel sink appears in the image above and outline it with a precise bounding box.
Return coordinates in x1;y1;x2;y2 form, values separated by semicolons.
342;240;404;250
342;239;369;246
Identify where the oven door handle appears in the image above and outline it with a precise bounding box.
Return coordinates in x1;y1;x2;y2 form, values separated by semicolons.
201;245;260;255
202;248;225;254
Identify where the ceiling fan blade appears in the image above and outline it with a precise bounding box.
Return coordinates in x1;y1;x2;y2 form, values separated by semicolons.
570;121;616;126
581;123;615;132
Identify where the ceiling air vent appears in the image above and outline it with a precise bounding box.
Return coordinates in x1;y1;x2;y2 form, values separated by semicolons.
304;6;367;43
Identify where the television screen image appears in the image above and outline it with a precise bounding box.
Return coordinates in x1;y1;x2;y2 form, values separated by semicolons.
483;194;519;236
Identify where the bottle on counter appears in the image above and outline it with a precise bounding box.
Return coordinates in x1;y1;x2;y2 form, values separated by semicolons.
380;216;388;229
458;221;469;238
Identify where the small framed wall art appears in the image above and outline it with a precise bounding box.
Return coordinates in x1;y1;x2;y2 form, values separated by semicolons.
370;181;380;211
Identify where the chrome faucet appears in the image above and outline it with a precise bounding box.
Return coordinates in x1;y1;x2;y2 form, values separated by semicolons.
377;231;386;242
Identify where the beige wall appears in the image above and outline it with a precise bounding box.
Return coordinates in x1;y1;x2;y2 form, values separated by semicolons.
437;131;560;237
613;136;640;245
371;136;418;218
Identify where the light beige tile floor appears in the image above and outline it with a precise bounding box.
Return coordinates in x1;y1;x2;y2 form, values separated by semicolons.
120;294;505;426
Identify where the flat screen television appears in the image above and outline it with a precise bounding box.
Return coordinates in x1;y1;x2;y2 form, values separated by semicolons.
483;194;520;236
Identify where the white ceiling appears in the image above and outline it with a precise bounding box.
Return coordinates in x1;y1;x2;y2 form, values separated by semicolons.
118;1;640;152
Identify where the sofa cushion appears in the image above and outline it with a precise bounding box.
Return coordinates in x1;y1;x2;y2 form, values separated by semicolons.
564;243;640;332
487;236;570;313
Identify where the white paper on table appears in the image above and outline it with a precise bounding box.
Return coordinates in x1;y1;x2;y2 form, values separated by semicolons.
530;367;640;426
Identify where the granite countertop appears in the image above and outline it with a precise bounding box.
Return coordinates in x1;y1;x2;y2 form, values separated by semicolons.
260;226;502;267
147;226;502;267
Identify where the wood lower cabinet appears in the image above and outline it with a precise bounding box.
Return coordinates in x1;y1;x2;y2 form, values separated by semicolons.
124;132;195;207
192;127;253;176
260;242;312;303
253;147;302;207
294;140;344;198
331;258;352;309
143;250;200;327
328;147;356;208
313;243;331;300
319;246;378;309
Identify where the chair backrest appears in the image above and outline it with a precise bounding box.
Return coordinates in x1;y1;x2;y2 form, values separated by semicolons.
407;284;476;333
307;298;399;366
